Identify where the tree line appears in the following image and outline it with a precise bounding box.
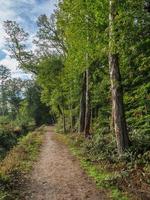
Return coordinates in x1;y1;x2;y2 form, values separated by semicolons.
0;65;52;159
3;0;150;156
0;65;51;127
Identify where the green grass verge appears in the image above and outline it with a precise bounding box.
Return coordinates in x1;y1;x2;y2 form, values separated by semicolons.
53;133;130;200
0;126;45;200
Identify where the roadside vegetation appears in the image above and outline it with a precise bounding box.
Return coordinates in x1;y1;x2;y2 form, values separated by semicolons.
0;126;45;200
54;132;150;200
0;65;53;160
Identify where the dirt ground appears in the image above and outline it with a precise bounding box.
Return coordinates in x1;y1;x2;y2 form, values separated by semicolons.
21;127;107;200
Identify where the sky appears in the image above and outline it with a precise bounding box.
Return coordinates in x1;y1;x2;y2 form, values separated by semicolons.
0;0;57;79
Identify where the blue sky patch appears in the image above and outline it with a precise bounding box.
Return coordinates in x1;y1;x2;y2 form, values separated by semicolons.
0;0;57;78
0;50;6;60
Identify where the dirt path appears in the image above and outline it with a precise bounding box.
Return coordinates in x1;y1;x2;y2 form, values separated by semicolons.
22;127;107;200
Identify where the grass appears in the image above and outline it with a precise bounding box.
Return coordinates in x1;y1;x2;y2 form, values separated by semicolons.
0;126;45;200
53;133;131;200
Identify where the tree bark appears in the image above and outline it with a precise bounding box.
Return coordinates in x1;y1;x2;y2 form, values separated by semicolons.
84;69;91;137
69;88;73;132
63;113;66;133
110;105;114;132
79;72;86;132
58;104;66;133
82;6;91;137
109;0;130;155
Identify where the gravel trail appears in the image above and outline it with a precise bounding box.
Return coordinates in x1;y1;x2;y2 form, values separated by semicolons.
23;127;107;200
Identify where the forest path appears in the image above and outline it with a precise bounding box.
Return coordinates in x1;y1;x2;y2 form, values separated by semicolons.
22;126;107;200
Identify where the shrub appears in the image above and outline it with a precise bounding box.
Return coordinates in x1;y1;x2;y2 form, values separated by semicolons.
0;127;17;160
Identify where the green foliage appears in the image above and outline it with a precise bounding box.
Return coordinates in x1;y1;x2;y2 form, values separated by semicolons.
0;65;51;128
0;126;45;200
15;100;35;131
0;116;10;125
37;56;64;112
54;130;150;199
4;20;37;74
54;133;130;200
0;126;17;160
0;65;11;116
81;133;117;162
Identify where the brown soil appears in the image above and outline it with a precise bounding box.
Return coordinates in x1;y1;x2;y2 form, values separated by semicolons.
21;127;107;200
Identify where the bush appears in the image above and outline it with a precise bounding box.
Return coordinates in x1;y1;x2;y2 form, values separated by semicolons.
0;127;17;160
0;116;10;125
71;131;117;163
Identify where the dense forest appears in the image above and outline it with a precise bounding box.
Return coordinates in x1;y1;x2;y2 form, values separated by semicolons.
0;0;150;199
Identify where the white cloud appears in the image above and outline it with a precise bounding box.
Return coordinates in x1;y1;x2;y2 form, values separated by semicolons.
0;0;57;46
0;54;32;79
0;54;18;72
0;0;57;79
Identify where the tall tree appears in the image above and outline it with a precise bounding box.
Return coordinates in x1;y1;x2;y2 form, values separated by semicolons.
79;72;86;132
109;0;130;154
4;20;37;74
35;14;67;57
0;65;11;116
6;78;24;119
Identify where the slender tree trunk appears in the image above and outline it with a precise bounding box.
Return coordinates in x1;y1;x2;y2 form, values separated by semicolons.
79;72;86;132
62;107;66;133
69;88;73;132
84;10;91;137
109;0;130;155
84;69;91;137
63;114;66;133
58;104;66;133
51;115;56;124
69;105;73;132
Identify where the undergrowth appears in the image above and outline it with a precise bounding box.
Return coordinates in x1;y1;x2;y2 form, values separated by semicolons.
0;126;45;200
54;132;150;200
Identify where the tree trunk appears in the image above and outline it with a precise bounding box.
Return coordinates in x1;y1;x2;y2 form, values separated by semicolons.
69;88;73;132
84;69;91;137
109;0;130;155
79;72;86;132
110;105;114;132
62;105;66;133
63;113;66;133
58;104;66;133
69;106;73;132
